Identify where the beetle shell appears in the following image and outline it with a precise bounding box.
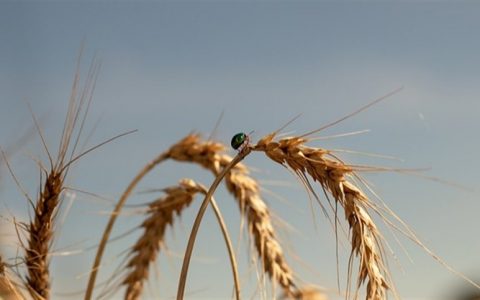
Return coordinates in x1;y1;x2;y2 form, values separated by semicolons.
231;132;246;150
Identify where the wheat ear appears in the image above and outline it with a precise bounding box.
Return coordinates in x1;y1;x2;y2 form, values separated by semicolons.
122;178;239;300
122;179;201;300
24;56;100;300
169;135;297;297
25;171;62;300
85;152;170;300
254;134;389;300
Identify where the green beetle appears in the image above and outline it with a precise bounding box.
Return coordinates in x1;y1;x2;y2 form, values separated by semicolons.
231;132;247;150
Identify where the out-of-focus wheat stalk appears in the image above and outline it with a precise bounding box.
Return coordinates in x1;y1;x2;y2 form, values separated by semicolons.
283;286;328;300
0;255;23;300
122;178;239;300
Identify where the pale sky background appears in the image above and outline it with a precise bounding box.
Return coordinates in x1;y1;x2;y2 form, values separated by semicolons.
1;1;480;300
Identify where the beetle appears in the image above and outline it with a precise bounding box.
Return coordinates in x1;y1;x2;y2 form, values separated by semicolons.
231;132;249;151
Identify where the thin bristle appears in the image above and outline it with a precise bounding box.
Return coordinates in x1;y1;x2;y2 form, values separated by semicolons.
122;179;203;300
254;135;390;299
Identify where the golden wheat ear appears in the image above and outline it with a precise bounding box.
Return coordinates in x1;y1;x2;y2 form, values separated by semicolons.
252;135;391;300
22;55;100;299
121;179;202;300
120;178;239;300
23;53;134;300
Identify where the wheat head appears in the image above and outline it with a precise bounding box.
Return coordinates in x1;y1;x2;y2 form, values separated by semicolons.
25;56;100;300
25;171;62;300
122;179;205;300
168;134;297;296
254;133;389;300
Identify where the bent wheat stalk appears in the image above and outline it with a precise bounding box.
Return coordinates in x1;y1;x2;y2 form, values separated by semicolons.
176;151;249;300
85;152;170;300
123;178;239;300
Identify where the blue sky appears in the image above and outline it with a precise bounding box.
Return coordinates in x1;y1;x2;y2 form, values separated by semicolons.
1;2;480;299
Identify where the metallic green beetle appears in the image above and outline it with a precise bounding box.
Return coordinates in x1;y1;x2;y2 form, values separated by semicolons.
231;132;247;150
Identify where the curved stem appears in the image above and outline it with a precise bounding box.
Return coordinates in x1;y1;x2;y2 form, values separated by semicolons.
84;152;170;300
208;196;241;300
176;148;251;300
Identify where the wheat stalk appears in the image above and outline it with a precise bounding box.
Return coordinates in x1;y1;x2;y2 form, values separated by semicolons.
122;178;239;300
85;152;171;300
253;133;389;300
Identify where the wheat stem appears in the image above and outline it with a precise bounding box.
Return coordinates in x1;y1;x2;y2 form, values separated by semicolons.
85;152;170;300
177;148;251;300
122;179;241;300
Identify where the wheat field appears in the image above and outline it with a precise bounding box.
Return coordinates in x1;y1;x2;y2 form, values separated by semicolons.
2;3;480;300
0;56;479;300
